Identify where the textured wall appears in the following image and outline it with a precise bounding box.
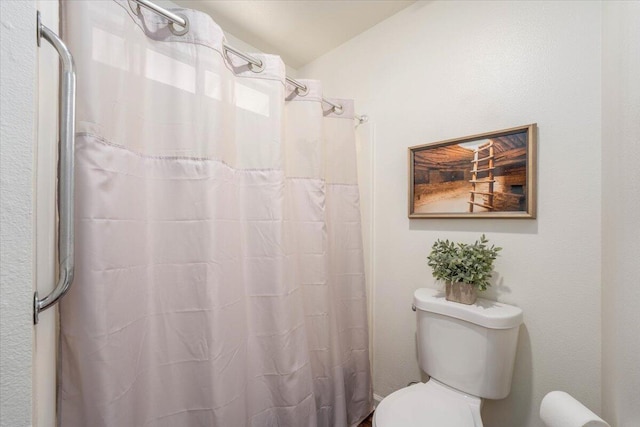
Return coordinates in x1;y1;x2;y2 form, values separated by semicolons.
0;1;36;426
300;1;603;426
601;2;640;426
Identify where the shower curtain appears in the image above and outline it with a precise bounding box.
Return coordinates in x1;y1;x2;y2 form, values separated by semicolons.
58;1;372;426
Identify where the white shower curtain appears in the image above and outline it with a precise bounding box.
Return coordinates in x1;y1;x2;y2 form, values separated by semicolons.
59;1;372;426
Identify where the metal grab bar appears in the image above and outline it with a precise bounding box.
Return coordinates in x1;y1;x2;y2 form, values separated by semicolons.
34;11;76;324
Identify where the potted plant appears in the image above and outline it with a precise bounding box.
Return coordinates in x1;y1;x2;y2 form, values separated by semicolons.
427;234;501;305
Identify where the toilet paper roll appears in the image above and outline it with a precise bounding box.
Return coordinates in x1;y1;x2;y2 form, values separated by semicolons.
540;391;610;427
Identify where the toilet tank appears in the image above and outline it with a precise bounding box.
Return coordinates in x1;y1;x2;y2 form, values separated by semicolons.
414;288;523;400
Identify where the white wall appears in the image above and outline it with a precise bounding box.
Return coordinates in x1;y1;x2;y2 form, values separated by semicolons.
300;1;603;426
0;1;36;426
601;2;640;426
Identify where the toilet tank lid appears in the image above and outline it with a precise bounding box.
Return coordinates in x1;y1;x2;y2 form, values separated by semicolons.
414;288;523;329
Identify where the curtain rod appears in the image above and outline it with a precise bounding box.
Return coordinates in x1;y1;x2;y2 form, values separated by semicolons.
130;0;368;124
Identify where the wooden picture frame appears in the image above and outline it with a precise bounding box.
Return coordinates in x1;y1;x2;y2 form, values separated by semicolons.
408;124;537;219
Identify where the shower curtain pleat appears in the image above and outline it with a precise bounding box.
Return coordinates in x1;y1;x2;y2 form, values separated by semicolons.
59;1;372;426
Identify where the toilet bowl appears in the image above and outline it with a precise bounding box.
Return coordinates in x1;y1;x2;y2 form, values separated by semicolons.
373;288;523;427
373;380;483;427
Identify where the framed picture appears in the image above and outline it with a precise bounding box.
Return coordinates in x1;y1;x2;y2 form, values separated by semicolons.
408;124;537;219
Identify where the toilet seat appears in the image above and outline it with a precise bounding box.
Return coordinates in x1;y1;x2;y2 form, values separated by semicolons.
373;379;483;427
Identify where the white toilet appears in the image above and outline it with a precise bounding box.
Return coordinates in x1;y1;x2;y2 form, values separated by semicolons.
374;288;523;427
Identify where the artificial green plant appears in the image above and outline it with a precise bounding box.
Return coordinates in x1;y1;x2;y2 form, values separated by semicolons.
427;234;502;291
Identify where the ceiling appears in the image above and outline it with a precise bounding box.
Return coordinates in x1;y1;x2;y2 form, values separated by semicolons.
173;1;416;69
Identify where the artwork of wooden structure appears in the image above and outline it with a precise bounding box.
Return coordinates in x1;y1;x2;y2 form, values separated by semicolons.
409;124;536;218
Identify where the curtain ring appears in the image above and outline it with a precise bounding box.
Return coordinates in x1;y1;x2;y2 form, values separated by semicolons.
169;13;189;36
248;60;265;73
295;84;309;97
223;45;265;73
332;105;344;115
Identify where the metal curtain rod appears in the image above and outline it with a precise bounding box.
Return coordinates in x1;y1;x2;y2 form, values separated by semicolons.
130;0;368;124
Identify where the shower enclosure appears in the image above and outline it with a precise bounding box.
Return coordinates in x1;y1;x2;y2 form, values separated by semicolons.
32;1;373;425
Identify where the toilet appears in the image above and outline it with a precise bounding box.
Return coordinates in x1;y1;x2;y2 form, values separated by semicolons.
374;288;523;427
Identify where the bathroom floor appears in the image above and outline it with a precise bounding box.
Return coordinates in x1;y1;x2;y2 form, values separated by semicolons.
358;412;374;427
